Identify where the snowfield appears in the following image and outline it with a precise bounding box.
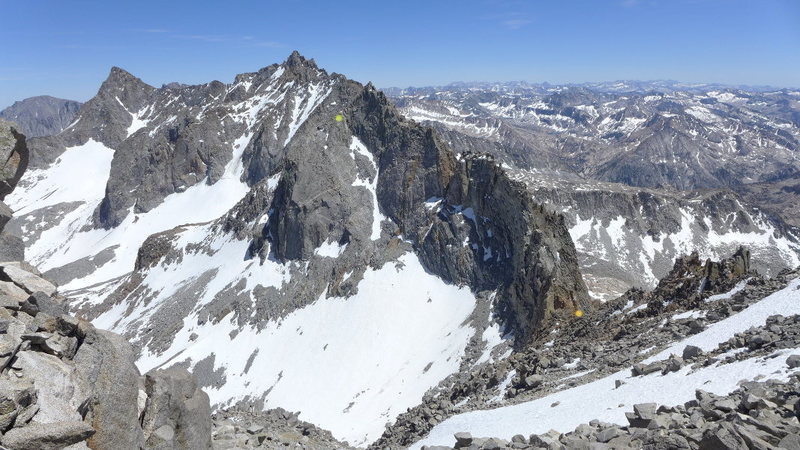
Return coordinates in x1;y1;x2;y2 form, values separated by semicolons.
126;251;477;447
412;279;800;448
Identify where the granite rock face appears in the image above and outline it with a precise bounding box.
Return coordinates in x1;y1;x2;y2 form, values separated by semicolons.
141;367;213;450
0;264;213;449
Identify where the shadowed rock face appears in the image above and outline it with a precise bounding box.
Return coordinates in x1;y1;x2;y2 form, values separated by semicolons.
0;96;82;138
0;121;27;262
0;120;28;201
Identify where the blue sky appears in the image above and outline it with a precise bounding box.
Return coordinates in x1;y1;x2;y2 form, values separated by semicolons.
1;0;799;108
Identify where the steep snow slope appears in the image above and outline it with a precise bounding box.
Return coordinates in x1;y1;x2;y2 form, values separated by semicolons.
106;249;477;446
412;278;800;448
10;134;251;290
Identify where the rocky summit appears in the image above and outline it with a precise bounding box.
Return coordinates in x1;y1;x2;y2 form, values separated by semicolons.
3;52;800;450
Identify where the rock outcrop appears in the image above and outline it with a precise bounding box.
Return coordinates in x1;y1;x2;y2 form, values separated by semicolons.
0;121;28;263
212;408;353;449
141;367;213;450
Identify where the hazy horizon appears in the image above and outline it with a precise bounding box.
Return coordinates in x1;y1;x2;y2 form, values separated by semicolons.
2;0;799;108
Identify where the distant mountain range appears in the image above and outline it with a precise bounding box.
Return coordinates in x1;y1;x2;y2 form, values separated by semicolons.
0;95;82;138
389;81;800;299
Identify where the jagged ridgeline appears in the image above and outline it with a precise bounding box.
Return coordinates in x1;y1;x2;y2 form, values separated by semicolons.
8;52;588;445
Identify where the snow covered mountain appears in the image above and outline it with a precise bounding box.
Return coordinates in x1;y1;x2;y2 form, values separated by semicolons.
391;83;800;190
7;53;589;446
391;84;800;300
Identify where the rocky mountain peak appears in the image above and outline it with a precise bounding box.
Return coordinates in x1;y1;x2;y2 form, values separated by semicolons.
284;50;316;69
102;66;152;94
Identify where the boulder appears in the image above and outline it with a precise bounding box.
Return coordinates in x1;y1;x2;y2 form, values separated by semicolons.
699;422;748;449
73;325;145;449
454;431;473;447
0;420;94;450
13;351;84;423
141;366;212;449
787;355;800;369
0;202;11;231
662;355;684;374
524;374;544;388
682;345;704;360
0;232;24;262
0;280;27;304
21;291;68;318
0;265;57;296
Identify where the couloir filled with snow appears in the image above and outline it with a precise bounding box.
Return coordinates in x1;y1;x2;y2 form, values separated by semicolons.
412;279;800;448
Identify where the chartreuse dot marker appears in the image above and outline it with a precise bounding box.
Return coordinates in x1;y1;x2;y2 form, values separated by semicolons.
335;114;343;122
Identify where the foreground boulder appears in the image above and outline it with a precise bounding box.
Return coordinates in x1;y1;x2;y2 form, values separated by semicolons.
75;325;145;449
141;367;213;449
0;120;28;201
0;264;214;449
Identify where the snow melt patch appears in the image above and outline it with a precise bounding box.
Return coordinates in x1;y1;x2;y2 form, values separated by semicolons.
705;279;749;303
412;347;800;448
127;108;151;137
137;252;477;447
284;82;331;146
314;239;347;258
645;278;800;361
